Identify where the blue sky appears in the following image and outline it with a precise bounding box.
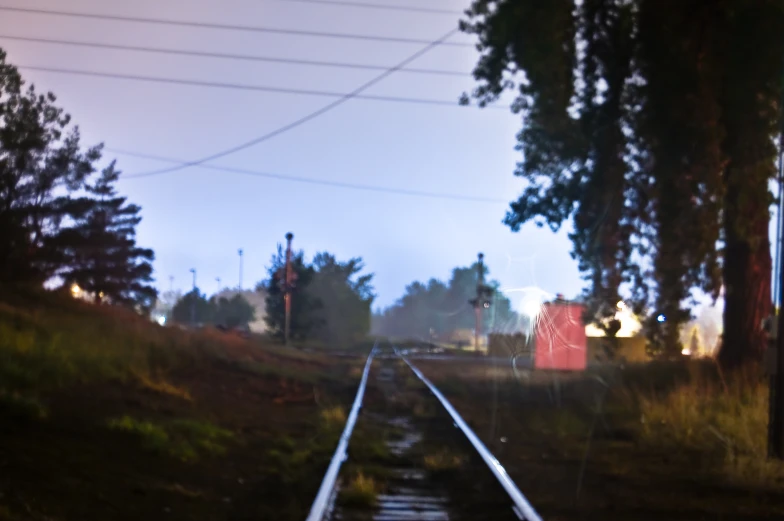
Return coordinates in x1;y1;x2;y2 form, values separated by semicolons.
1;0;590;308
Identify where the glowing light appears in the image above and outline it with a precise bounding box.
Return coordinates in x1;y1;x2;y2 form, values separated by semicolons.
70;283;82;298
616;300;625;311
657;314;666;323
682;347;691;356
157;315;166;326
521;298;541;318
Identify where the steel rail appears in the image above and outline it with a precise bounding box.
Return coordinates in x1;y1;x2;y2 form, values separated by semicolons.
305;344;376;521
398;350;543;521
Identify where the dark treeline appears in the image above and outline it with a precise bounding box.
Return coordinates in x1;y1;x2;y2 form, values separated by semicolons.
0;50;156;311
372;261;520;340
167;247;375;346
171;292;256;330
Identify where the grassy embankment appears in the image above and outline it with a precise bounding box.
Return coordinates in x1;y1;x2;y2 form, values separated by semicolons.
0;289;366;521
416;357;784;521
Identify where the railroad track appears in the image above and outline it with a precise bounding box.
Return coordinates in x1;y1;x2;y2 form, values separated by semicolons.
305;344;541;521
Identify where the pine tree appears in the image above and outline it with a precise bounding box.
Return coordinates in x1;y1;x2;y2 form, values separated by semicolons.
0;49;102;285
57;162;156;312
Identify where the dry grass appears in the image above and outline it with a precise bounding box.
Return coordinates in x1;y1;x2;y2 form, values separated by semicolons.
320;406;347;430
348;364;364;379
423;448;464;471
340;472;379;508
134;372;192;401
638;370;784;488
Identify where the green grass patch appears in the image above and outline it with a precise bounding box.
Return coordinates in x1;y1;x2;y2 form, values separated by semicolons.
0;390;47;421
106;415;234;462
0;289;340;403
347;426;393;464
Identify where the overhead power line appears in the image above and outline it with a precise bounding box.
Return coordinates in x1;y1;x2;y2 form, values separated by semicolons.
0;5;472;47
0;34;469;77
19;64;498;108
111;148;507;204
273;0;462;15
110;28;492;178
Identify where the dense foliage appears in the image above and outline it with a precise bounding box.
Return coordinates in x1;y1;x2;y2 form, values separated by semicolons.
308;252;374;345
0;49;156;311
261;246;374;345
372;261;519;340
461;0;784;365
171;290;256;329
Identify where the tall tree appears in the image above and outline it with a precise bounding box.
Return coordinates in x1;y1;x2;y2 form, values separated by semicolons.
308;252;375;345
212;294;256;329
461;0;636;335
171;289;213;325
461;0;784;366
0;49;101;284
716;0;783;367
57;162;156;312
635;0;725;356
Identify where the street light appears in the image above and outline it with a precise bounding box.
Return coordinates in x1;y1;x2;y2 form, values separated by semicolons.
238;249;244;290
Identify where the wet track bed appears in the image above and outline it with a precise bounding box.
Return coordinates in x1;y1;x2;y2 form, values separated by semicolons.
326;354;522;521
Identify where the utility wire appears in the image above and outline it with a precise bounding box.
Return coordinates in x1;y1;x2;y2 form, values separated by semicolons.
111;148;507;204
111;28;485;178
19;64;499;108
0;34;469;77
273;0;462;15
0;6;472;47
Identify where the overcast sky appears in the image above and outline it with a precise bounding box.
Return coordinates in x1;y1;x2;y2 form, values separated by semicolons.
1;0;587;308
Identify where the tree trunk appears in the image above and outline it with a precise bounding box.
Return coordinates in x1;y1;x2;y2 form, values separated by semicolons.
719;214;771;368
715;1;782;370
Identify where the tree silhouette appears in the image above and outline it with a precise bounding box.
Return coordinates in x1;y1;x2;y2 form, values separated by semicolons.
57;162;156;312
461;0;784;365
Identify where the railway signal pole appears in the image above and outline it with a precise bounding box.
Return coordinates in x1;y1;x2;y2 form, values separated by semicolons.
189;268;197;328
284;233;294;345
469;253;493;351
